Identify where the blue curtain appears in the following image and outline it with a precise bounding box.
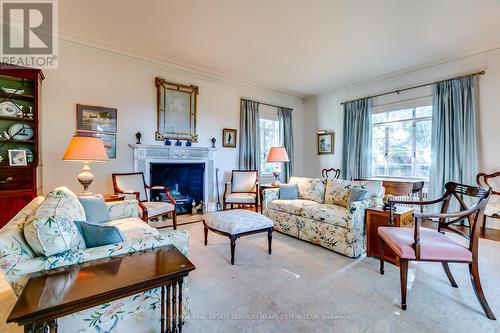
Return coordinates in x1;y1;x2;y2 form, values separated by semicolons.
239;99;260;170
279;107;294;182
429;75;478;203
342;98;372;180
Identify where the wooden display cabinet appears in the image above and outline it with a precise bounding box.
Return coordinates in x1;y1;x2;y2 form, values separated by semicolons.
0;63;44;228
366;206;414;266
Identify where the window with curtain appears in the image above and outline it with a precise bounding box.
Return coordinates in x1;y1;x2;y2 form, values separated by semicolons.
371;105;432;179
259;106;279;178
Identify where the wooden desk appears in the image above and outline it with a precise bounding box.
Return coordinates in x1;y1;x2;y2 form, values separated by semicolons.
366;206;414;266
102;193;125;202
7;245;195;333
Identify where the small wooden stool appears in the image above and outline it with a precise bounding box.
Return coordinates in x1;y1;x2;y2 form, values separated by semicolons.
203;209;274;265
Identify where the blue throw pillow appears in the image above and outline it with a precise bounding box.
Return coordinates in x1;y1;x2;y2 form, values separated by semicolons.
74;221;125;248
348;186;368;203
78;195;111;224
279;183;299;200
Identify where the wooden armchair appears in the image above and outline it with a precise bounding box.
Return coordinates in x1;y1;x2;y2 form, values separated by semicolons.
477;171;500;231
112;172;177;229
321;168;341;179
378;182;495;320
223;170;258;212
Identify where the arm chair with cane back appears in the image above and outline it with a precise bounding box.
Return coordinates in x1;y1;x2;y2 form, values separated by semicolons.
378;182;495;320
223;170;259;212
321;168;341;179
477;171;500;231
112;172;177;229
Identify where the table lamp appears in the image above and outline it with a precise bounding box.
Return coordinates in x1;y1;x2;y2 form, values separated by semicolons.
63;136;109;195
266;147;289;186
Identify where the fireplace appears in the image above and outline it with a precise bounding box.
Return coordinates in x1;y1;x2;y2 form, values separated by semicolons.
150;163;204;214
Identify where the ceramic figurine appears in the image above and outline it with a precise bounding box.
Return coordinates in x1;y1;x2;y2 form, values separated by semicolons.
211;137;216;148
186;140;192;147
165;138;171;145
175;139;182;146
135;132;142;144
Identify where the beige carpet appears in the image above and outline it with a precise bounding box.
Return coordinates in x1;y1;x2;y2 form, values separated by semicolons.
172;223;500;333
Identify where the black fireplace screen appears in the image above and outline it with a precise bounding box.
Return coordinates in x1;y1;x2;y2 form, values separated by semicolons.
150;163;204;214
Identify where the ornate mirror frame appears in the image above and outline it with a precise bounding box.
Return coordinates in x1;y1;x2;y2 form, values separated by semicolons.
155;77;199;142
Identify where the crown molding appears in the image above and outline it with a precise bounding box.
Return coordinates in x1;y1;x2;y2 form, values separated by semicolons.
58;32;305;99
306;44;500;100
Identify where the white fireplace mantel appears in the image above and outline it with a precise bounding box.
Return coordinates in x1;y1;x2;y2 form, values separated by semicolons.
129;144;217;211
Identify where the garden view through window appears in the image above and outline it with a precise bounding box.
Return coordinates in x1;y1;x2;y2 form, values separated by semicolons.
259;117;280;176
372;106;432;179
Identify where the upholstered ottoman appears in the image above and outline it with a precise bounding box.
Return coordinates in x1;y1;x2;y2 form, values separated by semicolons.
203;209;274;265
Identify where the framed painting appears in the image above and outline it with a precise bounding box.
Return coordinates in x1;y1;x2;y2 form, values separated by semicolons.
317;131;334;155
222;128;237;148
77;104;117;133
77;131;117;158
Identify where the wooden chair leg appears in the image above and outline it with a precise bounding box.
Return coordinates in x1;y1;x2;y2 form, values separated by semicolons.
172;210;177;230
203;225;208;246
469;261;496;320
379;237;385;275
400;259;409;311
482;215;487;231
442;262;458;288
255;202;259;212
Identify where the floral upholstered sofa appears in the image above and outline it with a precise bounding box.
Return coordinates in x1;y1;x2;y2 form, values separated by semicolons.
0;187;189;333
263;177;383;257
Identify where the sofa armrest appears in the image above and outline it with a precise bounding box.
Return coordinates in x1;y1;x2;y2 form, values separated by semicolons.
106;200;139;220
262;188;279;212
346;199;371;234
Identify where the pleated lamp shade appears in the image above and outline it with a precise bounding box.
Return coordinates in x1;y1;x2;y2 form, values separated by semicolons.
63;136;109;161
266;147;289;163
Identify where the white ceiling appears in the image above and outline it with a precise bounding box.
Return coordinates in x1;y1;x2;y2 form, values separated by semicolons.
60;0;500;97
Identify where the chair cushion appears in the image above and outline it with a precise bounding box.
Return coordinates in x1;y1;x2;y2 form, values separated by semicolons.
75;221;125;248
301;204;348;228
24;187;87;257
279;183;299;200
204;209;273;234
325;179;383;207
289;177;325;203
267;199;319;216
231;171;257;193
140;201;175;218
225;193;256;204
114;173;148;201
78;194;111;223
378;227;472;262
485;197;500;218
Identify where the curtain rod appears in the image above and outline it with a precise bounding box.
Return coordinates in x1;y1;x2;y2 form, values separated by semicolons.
340;70;485;106
240;97;292;111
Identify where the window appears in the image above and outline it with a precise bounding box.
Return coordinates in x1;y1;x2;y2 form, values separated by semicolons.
372;105;432;179
259;110;280;176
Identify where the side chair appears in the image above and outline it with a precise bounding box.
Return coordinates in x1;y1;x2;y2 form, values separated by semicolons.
378;182;495;320
477;171;500;231
112;172;177;229
223;170;259;212
321;168;341;179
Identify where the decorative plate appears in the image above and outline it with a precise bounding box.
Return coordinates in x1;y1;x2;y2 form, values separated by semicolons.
8;123;34;141
0;102;19;116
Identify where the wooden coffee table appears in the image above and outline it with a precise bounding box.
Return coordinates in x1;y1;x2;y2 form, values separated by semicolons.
7;245;195;333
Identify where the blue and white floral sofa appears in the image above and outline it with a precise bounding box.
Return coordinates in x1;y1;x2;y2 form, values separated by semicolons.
263;177;383;258
0;187;189;333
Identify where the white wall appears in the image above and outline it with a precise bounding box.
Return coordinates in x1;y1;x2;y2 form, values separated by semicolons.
40;41;305;196
303;48;500;178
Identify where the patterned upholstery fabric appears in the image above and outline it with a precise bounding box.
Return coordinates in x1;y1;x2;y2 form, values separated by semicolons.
204;209;273;234
485;196;500;217
324;179;383;207
23;187;87;256
0;196;44;261
0;195;190;333
267;199;319;216
263;177;380;258
289;176;326;203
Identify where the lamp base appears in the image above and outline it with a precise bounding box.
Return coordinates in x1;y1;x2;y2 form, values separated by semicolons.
272;164;281;187
77;161;94;196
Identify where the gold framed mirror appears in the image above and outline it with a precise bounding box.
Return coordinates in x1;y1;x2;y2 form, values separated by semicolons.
155;77;199;142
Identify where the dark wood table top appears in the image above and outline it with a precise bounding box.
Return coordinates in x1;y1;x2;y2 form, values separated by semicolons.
7;245;195;326
367;205;414;215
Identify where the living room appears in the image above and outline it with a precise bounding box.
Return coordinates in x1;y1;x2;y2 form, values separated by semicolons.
0;1;499;332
